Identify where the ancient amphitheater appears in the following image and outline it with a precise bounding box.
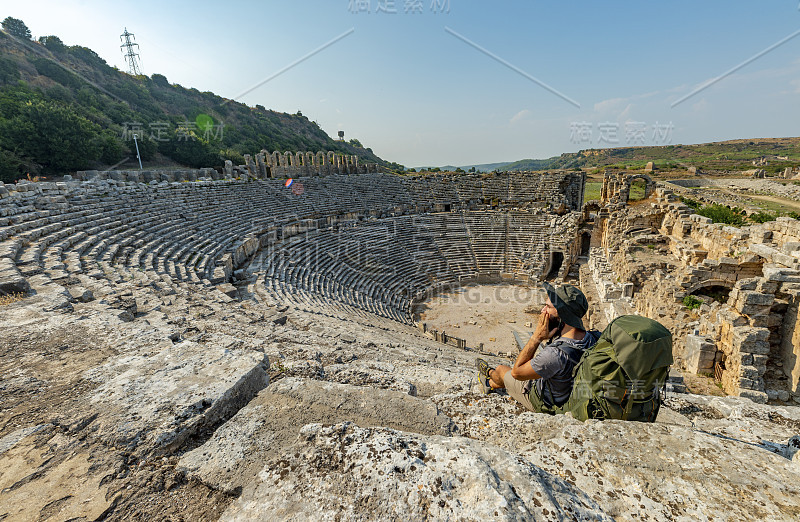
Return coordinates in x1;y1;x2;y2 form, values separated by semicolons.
1;159;800;520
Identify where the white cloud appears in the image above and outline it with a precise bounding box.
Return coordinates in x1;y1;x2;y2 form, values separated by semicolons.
593;97;626;113
510;109;530;124
692;98;709;112
618;103;633;121
593;90;663;115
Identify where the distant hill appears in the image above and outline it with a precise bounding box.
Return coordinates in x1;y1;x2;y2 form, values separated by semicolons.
564;138;800;174
435;161;512;173
0;20;400;182
436;138;800;175
494;158;559;172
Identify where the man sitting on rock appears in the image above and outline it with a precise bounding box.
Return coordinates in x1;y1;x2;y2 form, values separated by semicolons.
476;283;600;414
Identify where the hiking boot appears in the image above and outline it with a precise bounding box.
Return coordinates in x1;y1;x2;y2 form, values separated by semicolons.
475;357;494;394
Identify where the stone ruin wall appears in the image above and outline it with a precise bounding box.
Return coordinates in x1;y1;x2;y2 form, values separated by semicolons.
590;175;800;404
1;169;586;298
76;167;223;183
237;150;379;179
74;150;381;183
600;171;656;206
402;171;585;213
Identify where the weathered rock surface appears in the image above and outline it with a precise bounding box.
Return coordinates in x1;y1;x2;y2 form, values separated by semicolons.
220;422;612;521
178;377;453;493
323;361;418;395
433;392;800;521
86;340;269;454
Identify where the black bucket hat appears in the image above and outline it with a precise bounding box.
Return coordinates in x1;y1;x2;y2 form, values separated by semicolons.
542;282;588;330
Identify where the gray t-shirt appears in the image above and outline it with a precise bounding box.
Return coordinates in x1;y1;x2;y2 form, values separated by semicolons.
529;331;600;407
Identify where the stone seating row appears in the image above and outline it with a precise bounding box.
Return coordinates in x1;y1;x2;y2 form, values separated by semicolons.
254;211;555;324
259;238;413;324
1;176;567;331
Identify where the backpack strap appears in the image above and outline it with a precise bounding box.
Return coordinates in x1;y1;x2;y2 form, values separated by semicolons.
549;330;600;365
622;388;635;421
547;338;585;365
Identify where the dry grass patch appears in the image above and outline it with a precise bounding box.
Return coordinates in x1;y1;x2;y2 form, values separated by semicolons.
0;292;26;306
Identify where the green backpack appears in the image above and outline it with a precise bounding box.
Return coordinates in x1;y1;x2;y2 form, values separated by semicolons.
558;315;673;422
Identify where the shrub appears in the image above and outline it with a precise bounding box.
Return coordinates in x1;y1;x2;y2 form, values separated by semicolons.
0;56;20;85
31;57;81;89
696;204;745;226
749;211;776;224
38;35;66;53
0;98;101;173
683;295;703;310
679;196;702;210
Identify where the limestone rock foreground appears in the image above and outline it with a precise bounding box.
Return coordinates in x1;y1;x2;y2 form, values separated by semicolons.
435;392;800;521
220;422;613;521
3;281;800;520
177;377;454;494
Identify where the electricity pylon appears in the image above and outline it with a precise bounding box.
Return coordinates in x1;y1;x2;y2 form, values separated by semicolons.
120;28;142;75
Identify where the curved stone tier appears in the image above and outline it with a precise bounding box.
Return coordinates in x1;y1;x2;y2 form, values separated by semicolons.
0;172;583;322
251;211;579;323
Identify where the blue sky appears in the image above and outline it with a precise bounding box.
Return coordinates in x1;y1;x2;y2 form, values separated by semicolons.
5;1;800;167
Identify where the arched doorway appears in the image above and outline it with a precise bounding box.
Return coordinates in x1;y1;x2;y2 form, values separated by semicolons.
686;279;734;304
629;177;648;201
580;233;591;257
544;251;564;280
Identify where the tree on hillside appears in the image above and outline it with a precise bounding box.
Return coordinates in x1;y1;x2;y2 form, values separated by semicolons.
2;17;31;39
151;73;169;87
39;35;66;52
0;99;101;173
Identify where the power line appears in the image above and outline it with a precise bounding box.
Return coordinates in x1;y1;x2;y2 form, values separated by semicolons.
120;27;142;76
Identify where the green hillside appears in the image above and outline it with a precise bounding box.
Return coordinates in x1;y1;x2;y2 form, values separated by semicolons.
0;17;400;182
494;139;800;175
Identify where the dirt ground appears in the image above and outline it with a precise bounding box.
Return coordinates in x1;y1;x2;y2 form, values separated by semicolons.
746;193;800;212
0;311;235;522
417;284;546;355
683;373;726;397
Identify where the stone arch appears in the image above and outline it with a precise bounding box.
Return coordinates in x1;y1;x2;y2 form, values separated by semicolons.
316;151;326;166
601;172;656;206
543;251;564;280
583;201;601;221
284;151;293;167
305;152;315;167
685;279;734;302
327;151;336;167
626;173;656;201
295;152;304;167
271;151;281;167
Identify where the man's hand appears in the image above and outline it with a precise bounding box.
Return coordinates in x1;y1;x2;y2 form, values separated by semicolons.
514;309;558;380
534;310;559;341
